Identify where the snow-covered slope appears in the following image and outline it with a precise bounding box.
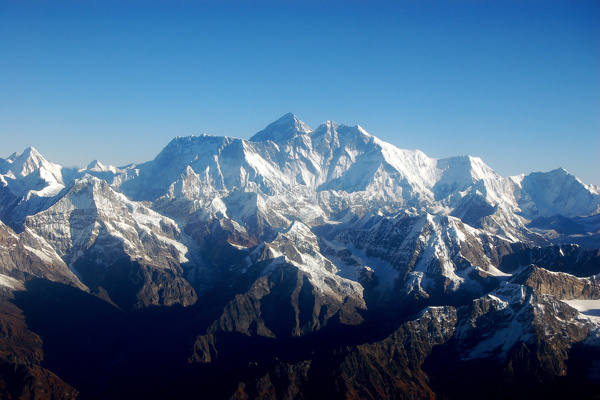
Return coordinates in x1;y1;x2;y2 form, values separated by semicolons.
0;219;85;290
334;211;513;301
516;168;600;218
250;112;313;143
23;175;196;309
111;114;599;249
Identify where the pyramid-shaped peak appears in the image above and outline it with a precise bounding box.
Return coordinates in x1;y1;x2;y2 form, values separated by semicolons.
86;159;108;171
87;159;102;168
250;113;313;144
524;167;576;184
22;146;42;158
317;120;339;130
2;146;67;188
279;112;296;121
549;167;569;176
275;112;308;127
12;147;52;176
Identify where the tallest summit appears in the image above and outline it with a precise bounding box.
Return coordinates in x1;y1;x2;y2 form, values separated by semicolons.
250;113;313;144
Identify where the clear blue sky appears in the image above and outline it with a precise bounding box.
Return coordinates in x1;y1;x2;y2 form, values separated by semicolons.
1;0;599;185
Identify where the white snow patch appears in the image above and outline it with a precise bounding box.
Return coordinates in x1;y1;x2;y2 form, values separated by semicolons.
563;299;600;319
0;274;23;290
22;245;54;263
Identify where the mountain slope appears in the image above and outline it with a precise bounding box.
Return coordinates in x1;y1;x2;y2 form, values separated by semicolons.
24;175;196;310
0;113;599;399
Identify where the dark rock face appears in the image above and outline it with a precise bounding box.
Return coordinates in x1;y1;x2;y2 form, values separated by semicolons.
499;243;600;276
510;265;600;300
333;306;456;400
1;257;599;399
0;292;79;400
190;260;366;364
72;255;197;310
19;177;198;311
423;285;600;400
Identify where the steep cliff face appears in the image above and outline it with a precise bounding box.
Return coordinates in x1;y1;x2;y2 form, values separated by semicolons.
333;306;456;400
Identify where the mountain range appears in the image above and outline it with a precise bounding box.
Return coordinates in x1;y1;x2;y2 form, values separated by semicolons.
0;113;599;399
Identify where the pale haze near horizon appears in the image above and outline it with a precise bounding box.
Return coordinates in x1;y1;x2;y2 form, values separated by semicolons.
1;1;598;185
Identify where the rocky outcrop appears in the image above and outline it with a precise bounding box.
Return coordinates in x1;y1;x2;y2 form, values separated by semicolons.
499;243;600;276
335;212;511;302
510;264;600;300
334;306;456;400
191;224;366;363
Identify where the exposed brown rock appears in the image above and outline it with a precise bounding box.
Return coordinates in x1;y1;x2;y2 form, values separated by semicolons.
511;264;600;300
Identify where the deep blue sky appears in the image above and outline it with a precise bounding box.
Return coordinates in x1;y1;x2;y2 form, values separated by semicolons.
1;0;599;185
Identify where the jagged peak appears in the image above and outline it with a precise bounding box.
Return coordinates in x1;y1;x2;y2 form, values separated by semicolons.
9;146;62;179
74;173;105;186
6;151;20;162
522;166;588;189
16;146;45;165
310;121;374;152
526;167;571;179
168;133;235;148
437;154;499;181
548;167;591;187
85;160;120;174
250;113;313;143
312;120;372;137
549;167;569;176
313;120;345;135
279;112;296;121
155;135;235;163
22;146;41;156
86;159;104;170
356;124;372;137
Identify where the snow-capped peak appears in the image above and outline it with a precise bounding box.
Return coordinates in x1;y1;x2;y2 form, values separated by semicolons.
11;147;55;177
0;147;66;199
86;160;106;171
309;121;374;154
85;159;119;174
250;113;313;144
518;167;600;218
6;152;20;162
